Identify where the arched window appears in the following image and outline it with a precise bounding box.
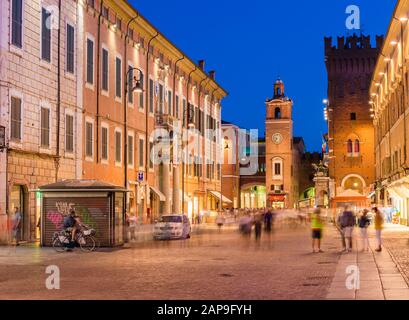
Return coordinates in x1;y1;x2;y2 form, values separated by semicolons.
275;107;281;119
354;139;360;154
347;139;353;154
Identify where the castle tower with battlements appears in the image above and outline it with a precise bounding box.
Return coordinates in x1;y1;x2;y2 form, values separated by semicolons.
324;34;383;209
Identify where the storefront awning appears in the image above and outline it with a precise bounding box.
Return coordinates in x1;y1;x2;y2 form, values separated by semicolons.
209;191;233;204
150;186;166;202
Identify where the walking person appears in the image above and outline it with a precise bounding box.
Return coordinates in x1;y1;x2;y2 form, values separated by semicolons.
12;207;22;246
254;215;262;241
128;214;137;242
216;213;225;233
338;207;356;253
373;207;384;252
358;209;371;252
264;209;273;233
311;208;324;253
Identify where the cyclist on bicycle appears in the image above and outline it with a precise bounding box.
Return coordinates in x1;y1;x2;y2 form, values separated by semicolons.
63;209;81;244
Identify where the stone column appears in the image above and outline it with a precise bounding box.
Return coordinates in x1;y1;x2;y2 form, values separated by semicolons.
314;174;330;208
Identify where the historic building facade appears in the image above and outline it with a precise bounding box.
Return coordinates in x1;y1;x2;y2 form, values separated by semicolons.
0;0;227;243
324;34;382;210
265;79;302;209
371;0;409;226
0;0;83;243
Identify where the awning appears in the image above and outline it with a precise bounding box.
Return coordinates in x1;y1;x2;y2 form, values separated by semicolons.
150;186;166;202
209;191;233;204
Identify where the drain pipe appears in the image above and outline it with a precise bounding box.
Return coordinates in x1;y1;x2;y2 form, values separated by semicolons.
182;66;197;216
95;0;104;164
55;0;62;182
123;13;140;190
145;32;159;222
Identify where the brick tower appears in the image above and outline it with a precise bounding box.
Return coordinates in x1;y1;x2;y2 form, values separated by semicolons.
324;34;383;209
265;79;299;209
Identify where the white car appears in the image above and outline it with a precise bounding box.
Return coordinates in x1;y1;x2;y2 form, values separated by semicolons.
153;214;191;240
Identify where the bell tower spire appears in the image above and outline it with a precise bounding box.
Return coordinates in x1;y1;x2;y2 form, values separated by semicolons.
274;78;285;99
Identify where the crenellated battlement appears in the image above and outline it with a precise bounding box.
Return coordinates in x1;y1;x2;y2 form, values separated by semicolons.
325;34;384;53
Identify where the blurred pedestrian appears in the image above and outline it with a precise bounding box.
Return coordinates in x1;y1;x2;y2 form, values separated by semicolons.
254;215;262;241
264;209;273;233
358;209;371;252
12;207;22;246
124;211;130;242
311;208;324;253
128;214;137;242
373;207;384;252
338;207;356;253
216;213;224;232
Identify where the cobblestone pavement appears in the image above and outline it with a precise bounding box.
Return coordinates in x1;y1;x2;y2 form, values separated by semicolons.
381;224;409;286
0;224;343;300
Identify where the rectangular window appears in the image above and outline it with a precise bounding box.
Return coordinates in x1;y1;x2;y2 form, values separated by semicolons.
87;0;95;8
149;142;154;169
11;0;23;48
102;6;109;19
85;122;93;158
10;97;22;141
138;71;144;109
175;95;180;119
128;135;134;166
115;16;122;31
41;8;51;62
66;24;75;74
102;48;109;91
159;84;164;113
274;163;281;176
149;79;154;113
65;114;74;153
101;127;108;161
350;113;357;121
168;90;172;115
139;138;144;167
86;38;94;84
183;99;187;127
128;66;134;104
40;107;50;147
115;131;122;163
116;57;122;98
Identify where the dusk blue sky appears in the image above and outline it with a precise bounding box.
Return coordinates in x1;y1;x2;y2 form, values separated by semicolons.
132;0;396;151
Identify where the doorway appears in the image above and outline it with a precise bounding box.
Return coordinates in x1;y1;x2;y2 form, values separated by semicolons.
9;185;28;241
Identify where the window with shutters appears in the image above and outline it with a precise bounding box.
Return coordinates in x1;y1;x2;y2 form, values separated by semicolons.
40;107;50;148
158;84;164;114
128;65;134;104
182;99;187;127
139;138;144;168
101;47;109;92
102;6;109;19
115;130;122;164
10;96;22;141
85;121;93;158
11;0;23;48
101;126;108;161
86;37;94;85
149;79;154;113
149;142;154;169
41;8;51;62
128;134;134;167
175;95;180;119
138;71;144;110
168;90;172;115
65;114;74;153
115;57;122;98
66;23;75;74
87;0;95;8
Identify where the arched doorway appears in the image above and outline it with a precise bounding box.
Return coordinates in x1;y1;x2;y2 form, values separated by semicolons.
240;185;266;209
341;174;365;194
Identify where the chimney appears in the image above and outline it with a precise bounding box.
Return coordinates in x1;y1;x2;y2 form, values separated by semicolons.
198;60;205;70
209;70;216;80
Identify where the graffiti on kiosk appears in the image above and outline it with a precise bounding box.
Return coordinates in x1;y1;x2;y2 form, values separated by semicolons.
46;202;98;233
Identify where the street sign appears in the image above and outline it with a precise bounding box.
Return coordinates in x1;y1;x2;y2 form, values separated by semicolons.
138;171;144;182
0;126;5;150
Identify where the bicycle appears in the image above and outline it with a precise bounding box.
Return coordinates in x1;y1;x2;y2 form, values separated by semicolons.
52;225;97;253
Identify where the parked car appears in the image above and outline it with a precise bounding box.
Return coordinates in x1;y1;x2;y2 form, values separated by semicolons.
153;214;191;240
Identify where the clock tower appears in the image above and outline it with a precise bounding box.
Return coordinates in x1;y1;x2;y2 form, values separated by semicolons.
265;79;298;208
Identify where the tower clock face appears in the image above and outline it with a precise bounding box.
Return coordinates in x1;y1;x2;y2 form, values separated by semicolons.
272;133;283;145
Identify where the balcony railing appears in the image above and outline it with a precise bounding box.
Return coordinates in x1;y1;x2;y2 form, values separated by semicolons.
155;114;174;128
